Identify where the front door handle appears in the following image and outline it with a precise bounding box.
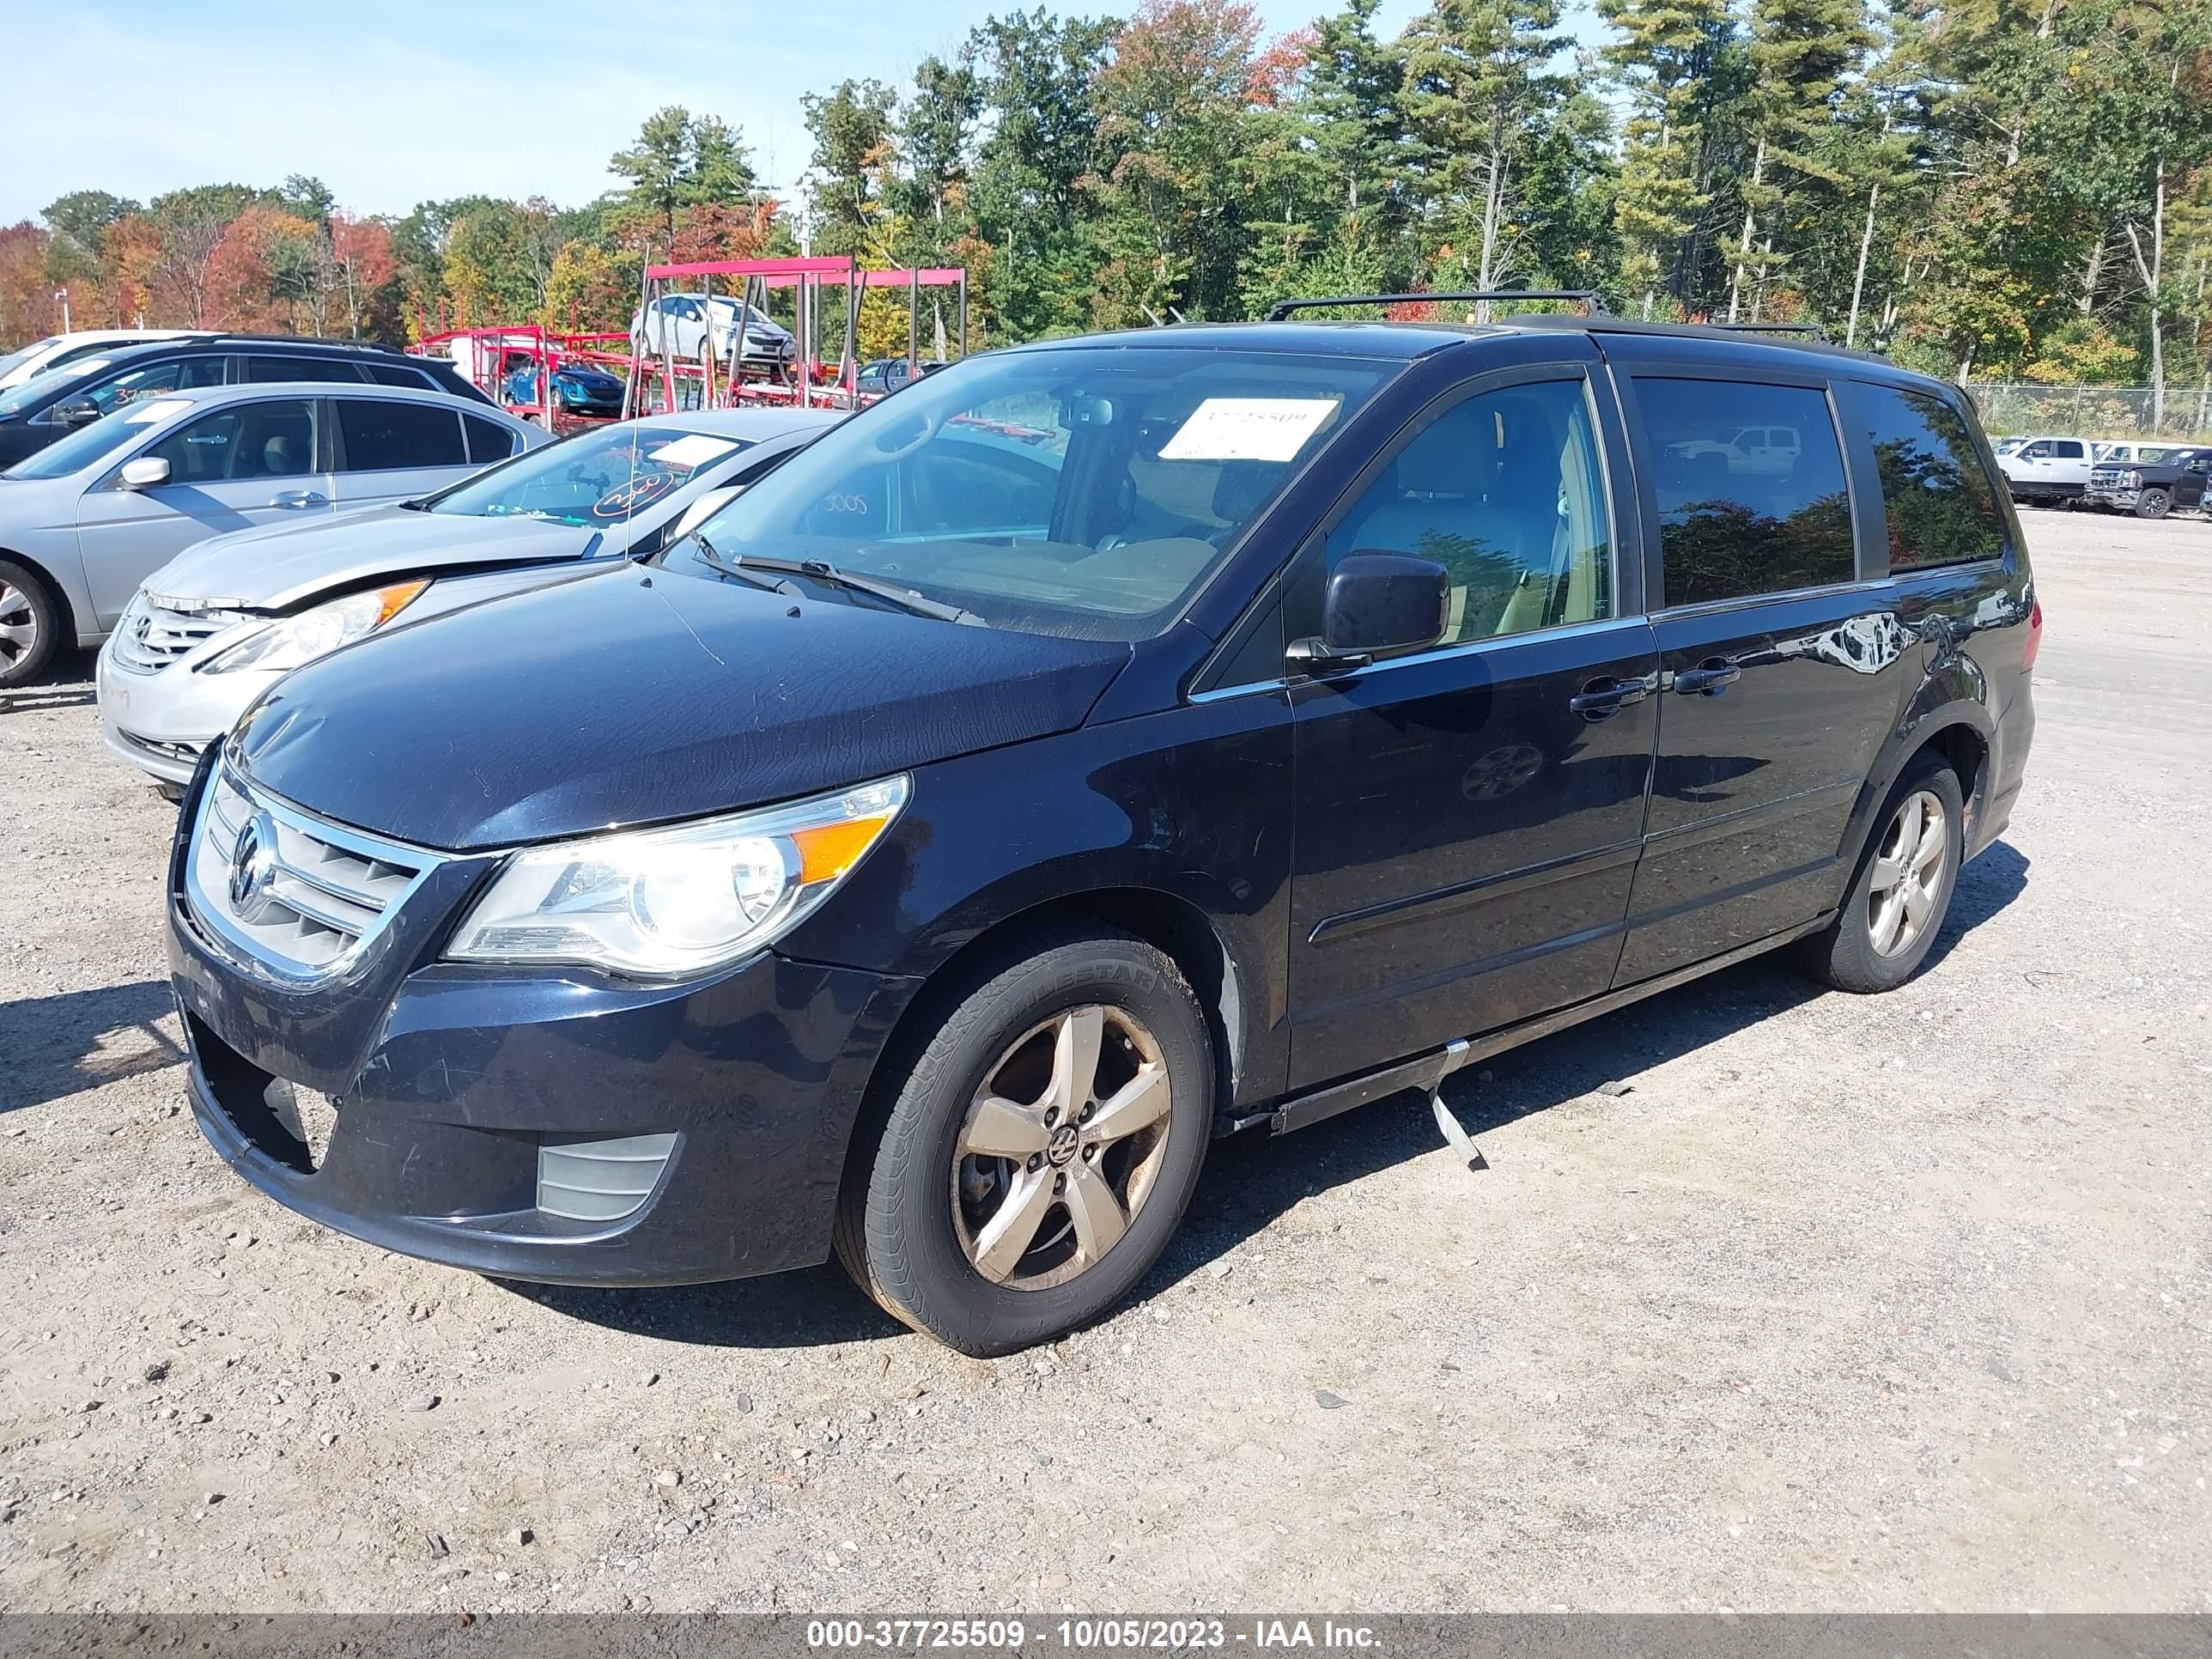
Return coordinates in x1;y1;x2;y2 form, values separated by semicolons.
1671;659;1742;696
270;489;328;509
1569;672;1656;720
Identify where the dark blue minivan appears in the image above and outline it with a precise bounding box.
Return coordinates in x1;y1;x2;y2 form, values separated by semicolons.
167;308;2038;1353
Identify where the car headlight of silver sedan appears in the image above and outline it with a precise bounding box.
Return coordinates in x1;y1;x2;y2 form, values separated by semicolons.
198;580;428;675
447;775;909;979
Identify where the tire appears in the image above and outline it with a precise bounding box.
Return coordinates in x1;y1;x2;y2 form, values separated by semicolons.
0;558;60;689
1793;751;1964;994
2135;488;2172;520
836;926;1213;1355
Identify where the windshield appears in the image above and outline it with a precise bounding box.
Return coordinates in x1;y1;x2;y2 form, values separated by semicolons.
0;359;111;419
1;396;189;481
426;422;750;527
672;346;1391;641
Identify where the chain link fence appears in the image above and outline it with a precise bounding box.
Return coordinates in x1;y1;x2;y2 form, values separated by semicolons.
1964;382;2212;441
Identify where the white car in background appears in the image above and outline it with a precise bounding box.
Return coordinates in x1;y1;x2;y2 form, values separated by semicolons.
630;294;796;372
0;329;217;391
94;406;843;793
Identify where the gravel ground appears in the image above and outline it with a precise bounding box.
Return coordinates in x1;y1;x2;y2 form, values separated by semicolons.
1;509;2207;1614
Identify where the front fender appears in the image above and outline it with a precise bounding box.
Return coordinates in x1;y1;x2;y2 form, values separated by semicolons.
779;694;1297;1107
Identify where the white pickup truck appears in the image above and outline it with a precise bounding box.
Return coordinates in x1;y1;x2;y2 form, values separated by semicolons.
1998;435;2094;505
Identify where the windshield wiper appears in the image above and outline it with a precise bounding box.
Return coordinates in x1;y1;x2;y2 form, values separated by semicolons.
738;556;986;626
690;533;798;596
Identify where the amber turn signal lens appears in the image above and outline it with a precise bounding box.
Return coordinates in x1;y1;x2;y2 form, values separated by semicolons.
790;815;894;884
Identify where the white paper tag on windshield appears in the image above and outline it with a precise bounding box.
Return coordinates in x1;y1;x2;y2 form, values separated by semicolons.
647;434;740;468
1160;398;1337;463
125;399;192;425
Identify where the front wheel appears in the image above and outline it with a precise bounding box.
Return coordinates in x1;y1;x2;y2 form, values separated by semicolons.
1793;752;1964;994
2136;488;2172;520
836;927;1212;1355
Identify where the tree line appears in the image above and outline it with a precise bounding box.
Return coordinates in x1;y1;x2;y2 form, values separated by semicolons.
4;0;2208;401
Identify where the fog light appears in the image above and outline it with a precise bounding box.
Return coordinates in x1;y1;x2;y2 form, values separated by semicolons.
536;1132;677;1223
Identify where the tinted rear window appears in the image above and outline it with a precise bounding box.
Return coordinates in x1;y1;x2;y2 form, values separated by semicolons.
337;399;466;471
1853;384;2006;570
1632;378;1855;606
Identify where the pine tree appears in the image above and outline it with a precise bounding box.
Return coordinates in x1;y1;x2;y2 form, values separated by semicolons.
1599;0;1735;317
1399;0;1571;316
1723;0;1872;319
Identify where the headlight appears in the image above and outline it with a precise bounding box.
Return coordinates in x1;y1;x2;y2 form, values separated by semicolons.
2125;470;2142;489
446;775;908;979
198;580;428;675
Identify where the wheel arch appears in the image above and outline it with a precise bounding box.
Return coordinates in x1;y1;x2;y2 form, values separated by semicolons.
1839;690;1994;887
0;545;80;642
866;884;1247;1119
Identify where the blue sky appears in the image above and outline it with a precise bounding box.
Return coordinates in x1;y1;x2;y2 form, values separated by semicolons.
10;0;1497;228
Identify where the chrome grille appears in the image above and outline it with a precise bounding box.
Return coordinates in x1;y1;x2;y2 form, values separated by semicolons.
2089;467;2127;488
184;763;441;981
112;599;252;672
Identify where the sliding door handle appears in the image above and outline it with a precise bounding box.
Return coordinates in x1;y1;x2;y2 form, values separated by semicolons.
1671;659;1742;696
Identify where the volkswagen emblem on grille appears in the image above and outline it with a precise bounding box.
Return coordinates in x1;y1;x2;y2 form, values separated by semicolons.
228;811;283;923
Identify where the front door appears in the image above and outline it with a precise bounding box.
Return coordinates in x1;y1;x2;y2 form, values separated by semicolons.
1613;372;1912;982
1285;368;1658;1089
76;396;332;624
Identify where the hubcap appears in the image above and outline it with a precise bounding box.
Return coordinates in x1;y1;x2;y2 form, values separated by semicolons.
951;1004;1172;1291
0;581;36;669
1867;788;1948;957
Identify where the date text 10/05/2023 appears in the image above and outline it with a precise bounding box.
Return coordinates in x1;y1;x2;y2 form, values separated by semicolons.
805;1620;1381;1650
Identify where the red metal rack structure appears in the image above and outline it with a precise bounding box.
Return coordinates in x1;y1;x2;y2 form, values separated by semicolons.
408;324;635;434
631;256;969;417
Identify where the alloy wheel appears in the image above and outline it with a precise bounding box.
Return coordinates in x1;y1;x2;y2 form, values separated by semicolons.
951;1005;1172;1291
1867;788;1948;957
0;580;38;672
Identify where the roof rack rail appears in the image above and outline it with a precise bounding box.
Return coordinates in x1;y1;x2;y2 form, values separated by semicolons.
1707;321;1827;341
1265;289;1607;321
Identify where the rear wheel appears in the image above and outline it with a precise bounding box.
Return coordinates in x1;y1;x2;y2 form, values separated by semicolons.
836;927;1212;1355
1793;752;1963;994
0;559;60;689
2135;487;2172;520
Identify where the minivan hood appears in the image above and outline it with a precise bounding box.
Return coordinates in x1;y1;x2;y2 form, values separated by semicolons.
232;564;1130;850
145;508;611;612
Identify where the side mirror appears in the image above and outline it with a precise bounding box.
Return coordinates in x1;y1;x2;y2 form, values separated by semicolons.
118;456;172;489
669;483;744;545
58;401;103;428
1289;550;1449;675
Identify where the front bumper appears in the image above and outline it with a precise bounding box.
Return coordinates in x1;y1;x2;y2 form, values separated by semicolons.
2083;488;2136;510
96;638;268;786
167;785;898;1286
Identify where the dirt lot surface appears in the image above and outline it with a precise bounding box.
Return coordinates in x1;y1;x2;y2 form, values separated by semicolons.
2;509;2208;1614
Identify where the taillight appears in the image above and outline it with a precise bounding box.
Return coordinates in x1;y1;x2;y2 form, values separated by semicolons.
2022;596;2043;672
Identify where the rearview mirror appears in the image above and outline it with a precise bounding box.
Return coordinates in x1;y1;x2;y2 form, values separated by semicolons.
1288;550;1449;675
58;401;103;428
118;456;172;489
670;484;744;544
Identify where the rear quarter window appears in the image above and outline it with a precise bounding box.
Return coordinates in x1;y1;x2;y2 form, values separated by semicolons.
1850;383;2008;571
